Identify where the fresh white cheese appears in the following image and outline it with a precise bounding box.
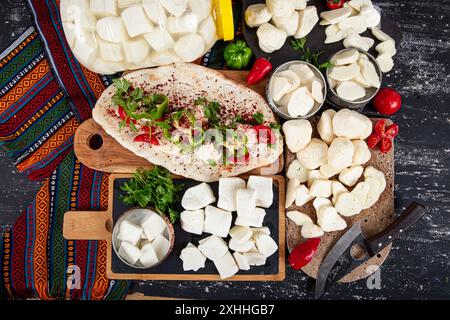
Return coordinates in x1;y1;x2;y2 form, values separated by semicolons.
271;76;292;103
266;0;295;18
99;40;123;62
359;58;381;88
310;179;332;198
310;79;324;103
319;164;341;178
257;23;287;53
295;6;319;39
335;192;362;216
317;109;336;145
144;29;174;52
245;4;272;28
371;26;393;42
213;251;239;279
236;188;257;216
228;238;255;253
352;140;371;165
286;178;300;208
181;182;216;210
188;0;212;21
117;0;140;8
96;17;128;43
160;0;188;17
286;159;310;182
142;0;167;25
180;243;206;271
61;0;89;23
229;225;253;242
203;205;232;238
332;180;349;204
332;49;359;66
287;210;313;226
174;33;205;62
287;86;315;117
317;206;347;232
329;63;361;81
151;234;170;261
297;138;329;170
320;7;352;24
307;170;328;188
289;63;315;84
118;241;141;265
338;16;367;37
275;70;301;93
233;252;250;271
141;213;167;241
121;5;153;37
336;81;366;101
254;233;278;258
324;24;344;44
359;6;381;28
282;120;312;153
247;176;273;208
272;11;299;36
198;235;228;260
217;177;246;212
343;34;374;51
376;54;394;73
339;165;364;187
327;137;355;170
90;0;117;17
117;220;142;246
313;198;332;213
168;13;199;34
347;0;373;11
198;16;217;47
140;242;159;267
123;38;150;64
351;181;371;210
301;222;324;238
332;109;373;140
375;40;397;56
243;253;267;266
72;31;98;63
235;208;266;227
180;209;204;235
295;184;314;206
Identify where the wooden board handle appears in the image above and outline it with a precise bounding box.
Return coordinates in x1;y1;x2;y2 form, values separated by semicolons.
63;211;112;241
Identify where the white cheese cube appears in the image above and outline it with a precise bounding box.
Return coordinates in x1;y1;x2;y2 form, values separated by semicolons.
144;29;174;52
233;252;250;271
310;180;332;198
317;206;347;232
118;241;141;265
198;16;217;47
167;14;199;34
229;225;252;242
90;0;117;17
121;5;153;38
174;33;205;62
141;213;167;241
180;209;204;235
197;235;228;260
62;22;77;48
142;0;167;25
139;242;159;267
228;238;255;253
257;23;286;54
236;189;257;216
189;0;212;21
295;6;319;39
217;177;246;211
320;7;351;24
203;205;232;238
313;198;332;213
123;38;150;63
301;222;324;238
247;176;273;208
181;182;216;210
213;251;239;279
180;243;206;271
73;31;98;63
295;185;314;206
235;208;266;227
117;220;142;246
151;234;170;261
160;0;188;17
251;227;271;236
96;17;128;43
99;40;123;62
117;0;140;8
243;253;266;266
61;0;89;23
286;210;312;226
254;234;278;258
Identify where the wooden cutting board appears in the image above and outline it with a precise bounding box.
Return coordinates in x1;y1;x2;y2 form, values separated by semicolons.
285;119;395;283
74;70;284;175
63;174;286;281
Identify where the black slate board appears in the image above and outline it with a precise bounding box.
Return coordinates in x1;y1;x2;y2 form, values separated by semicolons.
242;0;402;68
111;178;280;276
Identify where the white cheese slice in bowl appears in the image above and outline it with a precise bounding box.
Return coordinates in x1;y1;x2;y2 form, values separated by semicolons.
140;242;159;267
160;0;188;17
203;205;232;238
90;0;118;17
289;64;315;84
181;182;216;210
310;180;332;198
123;38;150;64
117;220;142;246
144;29;174;52
142;0;167;25
247;176;273;208
118;241;141;265
121;5;153;37
141;213;167;241
271;76;293;103
151;234;170;261
174;33;205;62
332;49;360;66
287;86;315;117
329;63;361;81
359;58;381;88
336;81;366;101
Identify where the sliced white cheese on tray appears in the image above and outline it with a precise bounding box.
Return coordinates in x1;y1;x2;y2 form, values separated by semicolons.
254;233;278;258
339;165;364;187
243;252;266;266
286;160;310;182
247;176;273;208
118;241;141;265
198;235;228;261
203;205;232;238
217;177;246;211
266;0;295;18
313;198;333;213
229;225;253;242
310;179;332;198
317;109;336;145
297;138;329;170
213;251;239;279
335;192;362;216
117;220;142;246
327;137;355;170
317;206;347;232
233;252;250;271
236;188;257;216
295;184;314;206
282;119;312;153
235;208;266;227
180;209;204;235
228;238;255;253
257;23;287;53
141;213;167;241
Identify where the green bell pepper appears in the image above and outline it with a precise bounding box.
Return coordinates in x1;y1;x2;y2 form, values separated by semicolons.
224;40;253;70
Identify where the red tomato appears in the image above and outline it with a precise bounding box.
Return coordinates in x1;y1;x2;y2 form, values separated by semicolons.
367;133;381;149
373;88;402;115
326;0;346;10
385;123;399;139
379;137;393;153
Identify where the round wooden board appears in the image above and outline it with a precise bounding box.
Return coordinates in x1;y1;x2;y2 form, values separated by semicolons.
285;118;395;283
242;0;402;68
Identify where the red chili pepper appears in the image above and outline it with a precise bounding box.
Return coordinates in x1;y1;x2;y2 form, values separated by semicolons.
367;119;398;153
134;132;159;145
326;0;346;10
288;238;321;270
246;58;273;85
118;106;136;125
253;125;276;144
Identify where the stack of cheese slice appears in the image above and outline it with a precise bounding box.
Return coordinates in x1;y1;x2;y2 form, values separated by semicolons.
116;209;171;268
283;109;386;238
179;176;278;279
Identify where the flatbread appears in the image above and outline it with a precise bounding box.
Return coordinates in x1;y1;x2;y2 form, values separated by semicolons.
93;63;283;182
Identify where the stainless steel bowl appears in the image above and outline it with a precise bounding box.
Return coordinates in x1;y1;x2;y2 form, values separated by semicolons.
112;208;175;269
266;60;327;120
326;48;382;110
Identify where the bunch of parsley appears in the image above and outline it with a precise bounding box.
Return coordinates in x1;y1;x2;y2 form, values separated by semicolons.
291;37;333;70
120;167;184;223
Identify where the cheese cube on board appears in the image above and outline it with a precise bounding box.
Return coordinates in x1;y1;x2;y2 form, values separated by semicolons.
217;177;246;211
229;225;253;242
180;243;206;272
236;189;257;216
243;253;266;266
180;209;204;235
140;242;159;267
151;234;170;261
198;235;228;260
181;182;216;210
233;252;250;271
254;234;278;258
118;241;141;265
213;251;239;279
247;176;273;208
228;238;255;253
235;208;266;227
203;206;232;238
117;220;142;246
121;5;154;38
141;213;167;241
250;227;271;236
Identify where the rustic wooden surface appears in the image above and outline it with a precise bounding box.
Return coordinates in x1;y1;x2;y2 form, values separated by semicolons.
0;0;449;299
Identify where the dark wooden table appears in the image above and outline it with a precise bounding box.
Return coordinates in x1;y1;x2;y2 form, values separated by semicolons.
0;0;449;299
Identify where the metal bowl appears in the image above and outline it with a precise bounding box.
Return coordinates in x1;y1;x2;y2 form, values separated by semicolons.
326;48;382;110
112;208;175;269
266;60;327;120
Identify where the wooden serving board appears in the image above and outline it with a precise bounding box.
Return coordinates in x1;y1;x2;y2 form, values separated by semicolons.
286;118;395;283
63;174;286;281
74;70;283;175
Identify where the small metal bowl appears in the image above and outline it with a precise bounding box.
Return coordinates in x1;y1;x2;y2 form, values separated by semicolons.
326;48;382;110
112;208;175;269
266;60;327;120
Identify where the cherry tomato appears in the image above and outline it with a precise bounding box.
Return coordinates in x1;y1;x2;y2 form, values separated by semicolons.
374;119;387;136
379;137;393;153
326;0;346;10
373;88;402;115
385;123;399;139
367;133;382;149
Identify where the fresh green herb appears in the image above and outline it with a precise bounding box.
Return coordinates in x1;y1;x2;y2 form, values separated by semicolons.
235;115;244;123
291;38;333;71
207;160;217;167
120;167;184;223
253;112;264;125
269;122;281;130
